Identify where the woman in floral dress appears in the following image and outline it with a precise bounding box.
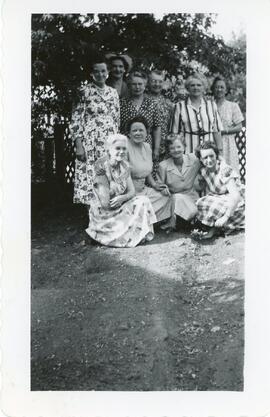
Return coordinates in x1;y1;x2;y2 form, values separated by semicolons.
69;57;120;205
212;76;244;173
193;141;245;240
86;134;156;247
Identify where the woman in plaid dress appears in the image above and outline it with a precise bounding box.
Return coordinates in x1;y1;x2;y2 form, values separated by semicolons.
194;141;245;240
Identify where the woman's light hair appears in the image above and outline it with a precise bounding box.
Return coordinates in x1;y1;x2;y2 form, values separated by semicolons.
127;70;148;84
184;72;208;91
106;134;128;151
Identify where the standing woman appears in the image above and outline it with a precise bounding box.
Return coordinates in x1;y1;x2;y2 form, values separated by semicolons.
120;70;162;162
147;70;174;161
105;53;132;98
169;72;223;154
212;76;244;173
69;56;120;206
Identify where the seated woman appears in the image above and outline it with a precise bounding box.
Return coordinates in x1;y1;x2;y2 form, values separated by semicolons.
126;116;174;227
157;134;200;228
86;134;156;247
193;141;245;240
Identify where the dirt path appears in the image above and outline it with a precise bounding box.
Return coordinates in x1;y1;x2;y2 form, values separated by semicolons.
31;202;244;391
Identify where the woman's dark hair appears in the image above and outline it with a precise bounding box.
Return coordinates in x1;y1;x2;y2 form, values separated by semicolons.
90;55;107;71
109;56;129;73
126;115;149;133
211;75;230;95
195;141;219;159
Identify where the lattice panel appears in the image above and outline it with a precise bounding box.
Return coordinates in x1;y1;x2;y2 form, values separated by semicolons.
235;127;246;184
63;124;76;184
32;124;247;185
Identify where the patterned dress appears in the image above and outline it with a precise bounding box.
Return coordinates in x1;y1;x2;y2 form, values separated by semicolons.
120;96;161;147
196;159;245;230
169;97;223;153
128;141;173;222
86;157;156;248
216;99;244;173
69;83;120;204
147;94;174;159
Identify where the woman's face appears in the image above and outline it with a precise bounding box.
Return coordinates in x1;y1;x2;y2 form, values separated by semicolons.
110;59;125;80
91;63;108;86
213;80;227;99
149;73;164;95
129;76;146;97
109;140;127;163
187;78;204;98
200;148;217;170
129;122;147;144
169;139;185;161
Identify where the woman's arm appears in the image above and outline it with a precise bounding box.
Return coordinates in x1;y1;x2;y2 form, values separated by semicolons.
222;122;243;135
110;176;135;208
146;173;170;195
213;131;223;154
152;126;161;161
94;175;111;209
215;178;241;227
74;137;86;162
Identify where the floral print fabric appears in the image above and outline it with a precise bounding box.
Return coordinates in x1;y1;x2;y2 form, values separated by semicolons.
86;156;157;247
69;83;120;204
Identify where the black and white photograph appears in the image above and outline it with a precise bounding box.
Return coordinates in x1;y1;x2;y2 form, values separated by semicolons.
2;1;270;416
30;12;246;391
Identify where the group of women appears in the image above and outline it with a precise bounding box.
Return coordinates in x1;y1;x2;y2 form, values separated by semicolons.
69;53;245;248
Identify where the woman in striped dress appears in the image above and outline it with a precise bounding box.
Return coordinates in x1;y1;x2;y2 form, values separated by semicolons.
169;72;223;154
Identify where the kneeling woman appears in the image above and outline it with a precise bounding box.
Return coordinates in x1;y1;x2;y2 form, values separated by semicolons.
86;134;156;247
194;141;245;239
157;134;200;226
126;116;174;226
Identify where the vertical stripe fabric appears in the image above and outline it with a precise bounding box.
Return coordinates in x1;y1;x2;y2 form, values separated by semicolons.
169;97;223;153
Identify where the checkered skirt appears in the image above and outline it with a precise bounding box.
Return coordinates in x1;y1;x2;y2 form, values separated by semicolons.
196;160;245;230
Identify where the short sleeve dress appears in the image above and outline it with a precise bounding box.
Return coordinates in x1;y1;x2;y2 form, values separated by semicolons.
196;159;245;230
127;141;173;222
169;97;223;153
147;94;174;159
86;156;157;247
120;96;161;147
216;99;244;173
158;155;200;220
69;83;120;205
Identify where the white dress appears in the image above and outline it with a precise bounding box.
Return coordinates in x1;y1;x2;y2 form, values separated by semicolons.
216;99;244;173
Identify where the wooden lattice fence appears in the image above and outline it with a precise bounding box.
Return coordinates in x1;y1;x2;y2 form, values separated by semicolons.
32;124;247;185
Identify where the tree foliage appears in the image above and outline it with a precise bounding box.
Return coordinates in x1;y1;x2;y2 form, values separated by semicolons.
32;13;246;122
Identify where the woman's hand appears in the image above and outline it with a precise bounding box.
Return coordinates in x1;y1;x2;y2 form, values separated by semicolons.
76;147;86;162
153;149;160;162
154;182;170;196
110;195;125;209
215;214;229;228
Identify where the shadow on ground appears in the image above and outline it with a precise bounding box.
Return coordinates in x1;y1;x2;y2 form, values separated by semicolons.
31;196;244;391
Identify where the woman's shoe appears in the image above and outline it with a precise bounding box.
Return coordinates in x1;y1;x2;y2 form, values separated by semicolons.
191;227;222;241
